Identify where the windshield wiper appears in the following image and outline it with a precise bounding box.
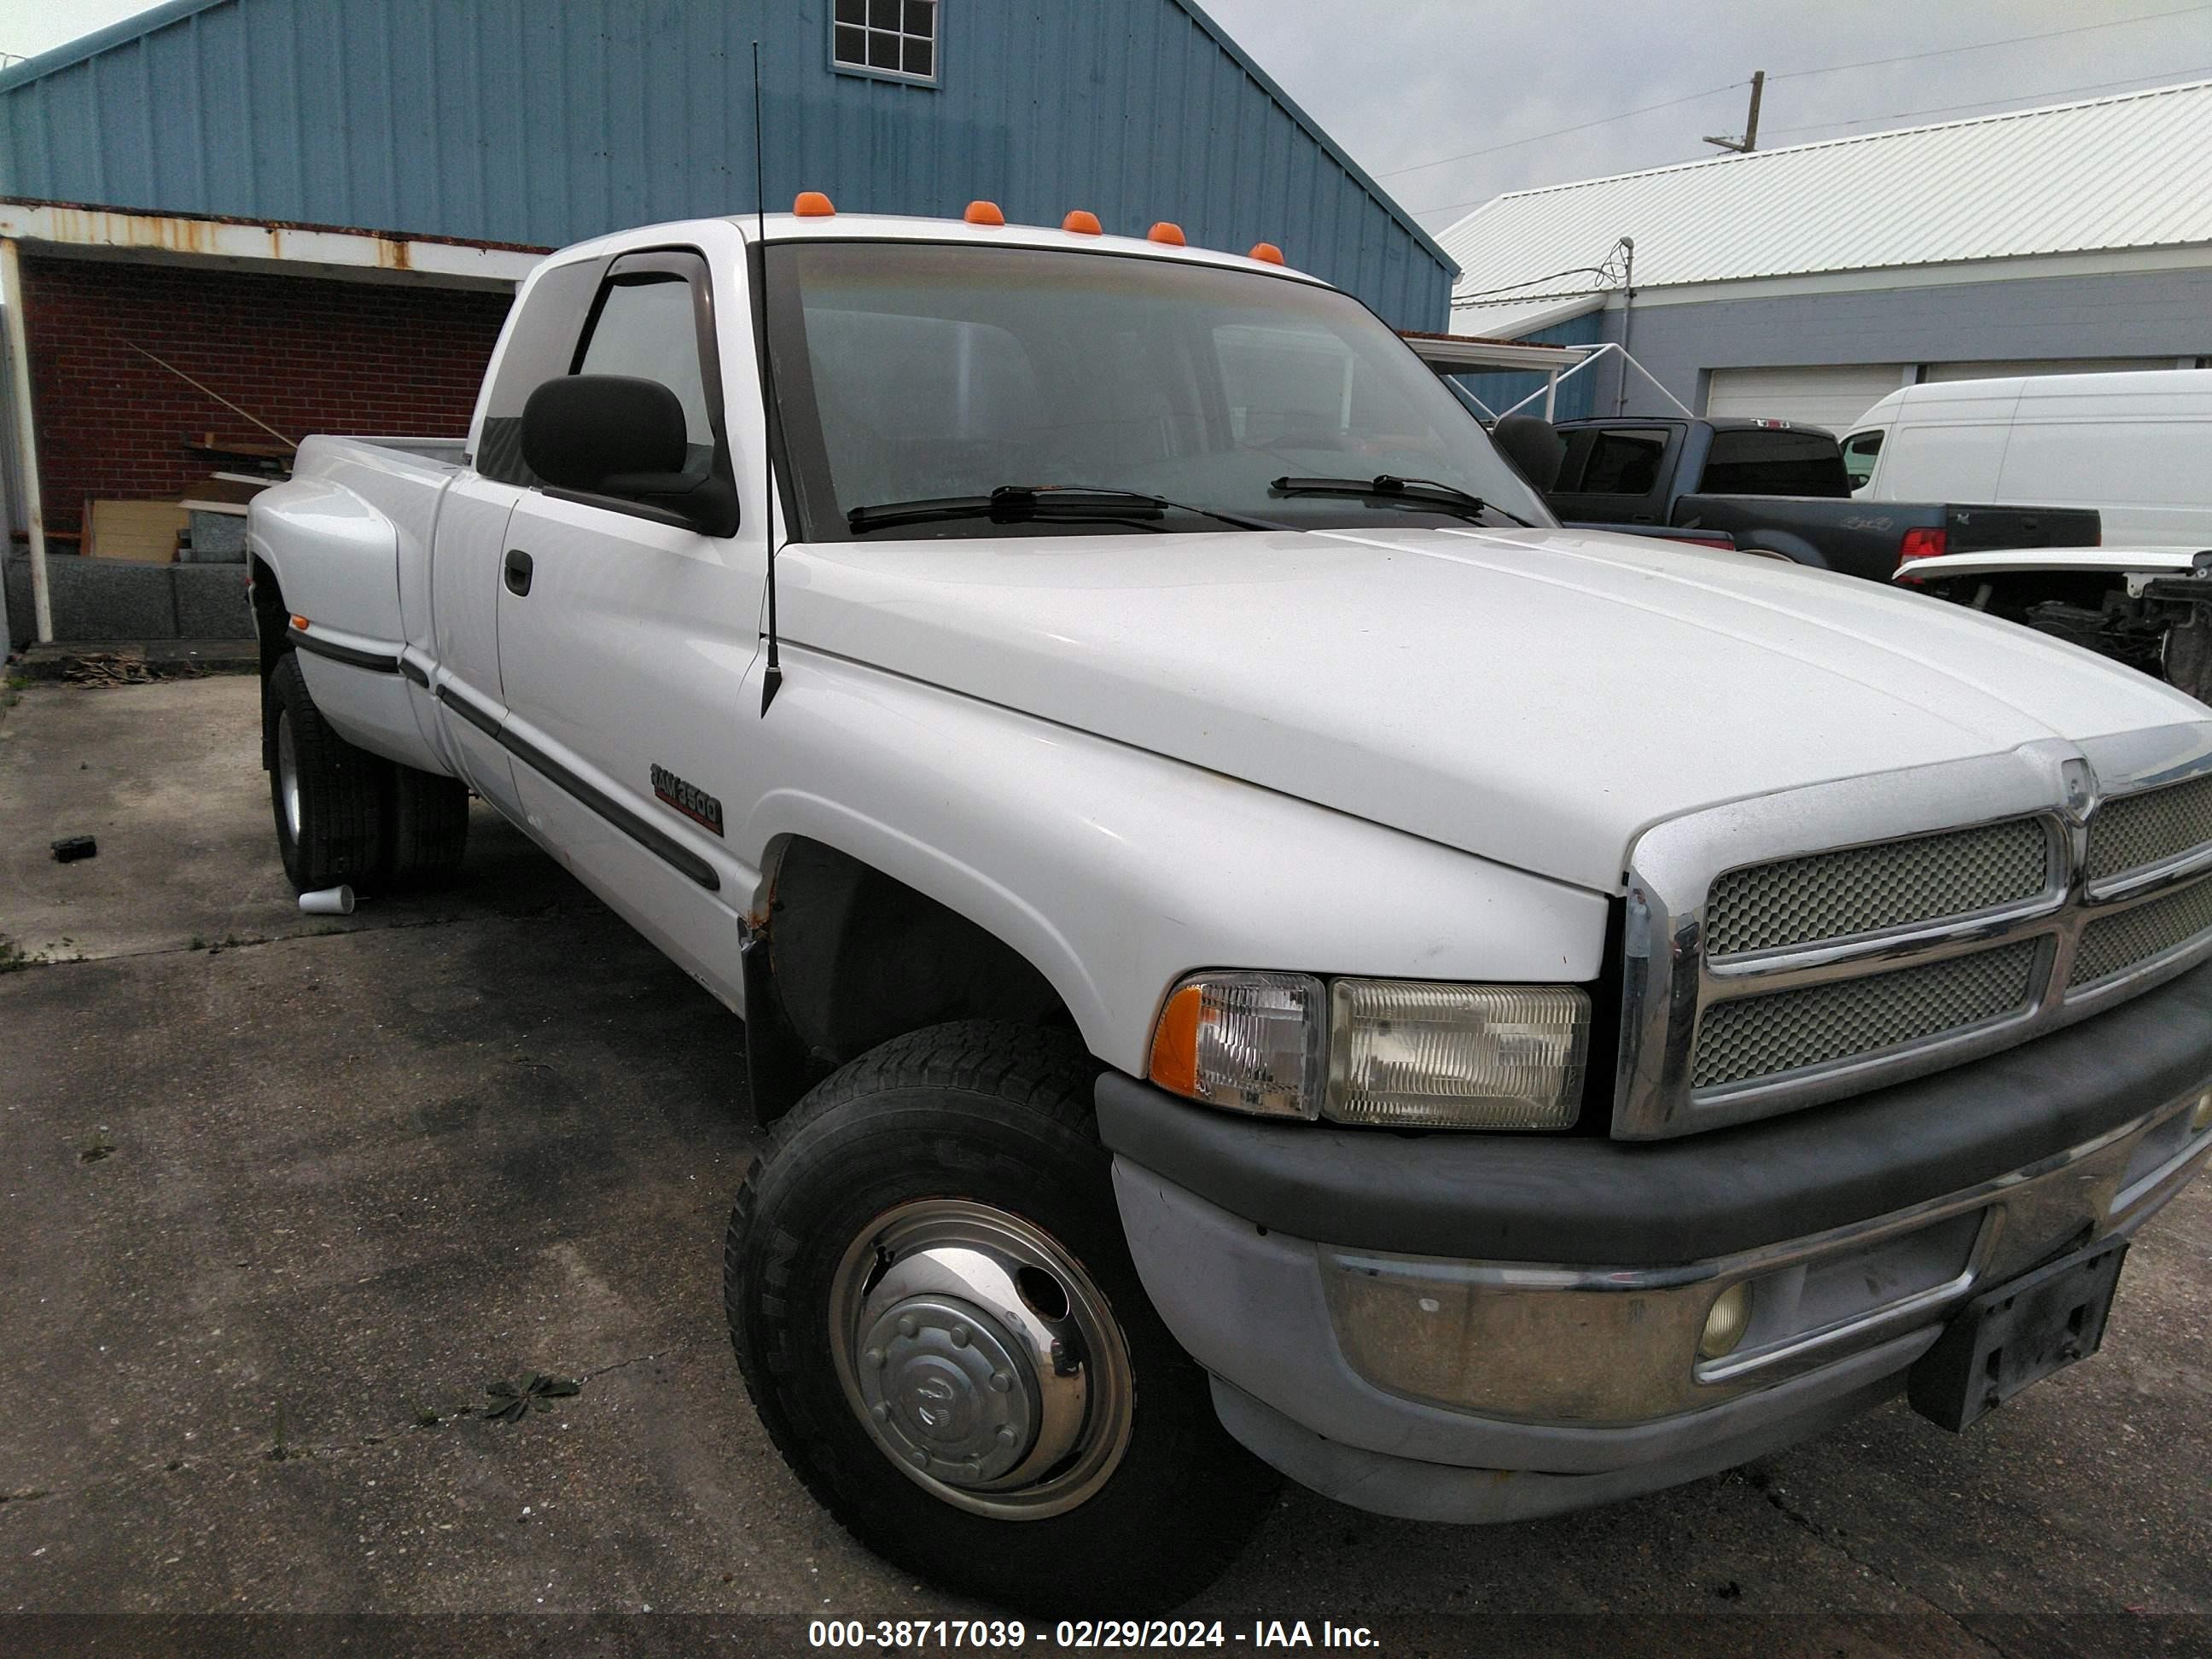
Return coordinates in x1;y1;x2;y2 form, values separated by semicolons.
1268;474;1534;528
847;485;1283;535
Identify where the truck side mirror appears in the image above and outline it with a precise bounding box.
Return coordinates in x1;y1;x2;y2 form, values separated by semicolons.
520;375;740;537
522;374;688;488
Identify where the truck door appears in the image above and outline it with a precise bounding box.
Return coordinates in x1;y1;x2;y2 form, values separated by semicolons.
432;254;609;824
494;246;767;1001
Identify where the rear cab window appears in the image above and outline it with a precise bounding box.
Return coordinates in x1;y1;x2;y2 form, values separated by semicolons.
1697;427;1852;497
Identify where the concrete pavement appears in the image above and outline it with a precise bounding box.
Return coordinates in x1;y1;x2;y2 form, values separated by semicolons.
1;677;2207;1653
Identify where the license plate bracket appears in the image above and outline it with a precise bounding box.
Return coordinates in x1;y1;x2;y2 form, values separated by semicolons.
1907;1235;2128;1433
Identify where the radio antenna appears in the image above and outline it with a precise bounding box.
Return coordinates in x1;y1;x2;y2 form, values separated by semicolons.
754;38;784;716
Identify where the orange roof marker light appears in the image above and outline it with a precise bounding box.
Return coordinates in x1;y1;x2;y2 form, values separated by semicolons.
1062;209;1103;235
963;200;1006;225
1249;242;1285;265
792;191;836;217
1147;221;1186;246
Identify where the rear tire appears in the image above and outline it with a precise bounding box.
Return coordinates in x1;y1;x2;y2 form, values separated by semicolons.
725;1021;1278;1611
380;764;471;888
265;653;386;893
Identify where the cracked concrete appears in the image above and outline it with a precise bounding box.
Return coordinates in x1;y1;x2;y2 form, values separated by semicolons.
3;677;2209;1646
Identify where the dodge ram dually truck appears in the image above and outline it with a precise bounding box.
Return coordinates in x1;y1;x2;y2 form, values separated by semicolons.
247;205;2212;1612
1489;411;2101;582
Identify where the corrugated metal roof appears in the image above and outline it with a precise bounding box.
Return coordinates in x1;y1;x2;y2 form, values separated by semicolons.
0;0;1455;328
1442;77;2212;335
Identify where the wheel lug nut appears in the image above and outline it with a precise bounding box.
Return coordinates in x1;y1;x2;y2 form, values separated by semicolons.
951;1324;970;1348
863;1348;885;1369
870;1403;889;1423
896;1314;919;1338
907;1449;928;1469
989;1371;1011;1392
996;1425;1016;1446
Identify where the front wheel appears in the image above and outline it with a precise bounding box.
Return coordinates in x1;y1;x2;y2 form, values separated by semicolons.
725;1022;1278;1611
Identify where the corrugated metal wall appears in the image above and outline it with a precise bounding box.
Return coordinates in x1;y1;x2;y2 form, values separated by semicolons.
0;0;1452;328
1451;311;1607;422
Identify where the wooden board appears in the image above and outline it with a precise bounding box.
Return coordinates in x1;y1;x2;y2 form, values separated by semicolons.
84;498;189;563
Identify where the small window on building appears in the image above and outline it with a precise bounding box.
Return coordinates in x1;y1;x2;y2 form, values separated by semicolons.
834;0;937;84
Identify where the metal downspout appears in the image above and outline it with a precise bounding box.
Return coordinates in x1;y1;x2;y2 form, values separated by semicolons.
0;240;50;643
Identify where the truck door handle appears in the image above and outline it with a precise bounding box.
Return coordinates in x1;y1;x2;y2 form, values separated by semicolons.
504;548;533;597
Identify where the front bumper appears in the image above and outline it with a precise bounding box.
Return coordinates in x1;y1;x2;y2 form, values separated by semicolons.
1097;958;2212;1522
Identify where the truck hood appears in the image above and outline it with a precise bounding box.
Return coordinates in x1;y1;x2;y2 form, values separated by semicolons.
779;525;2208;893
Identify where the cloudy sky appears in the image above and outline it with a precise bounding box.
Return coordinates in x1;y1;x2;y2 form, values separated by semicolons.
5;1;2209;235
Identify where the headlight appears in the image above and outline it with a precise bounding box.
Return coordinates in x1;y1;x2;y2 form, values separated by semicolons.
1148;972;1591;1129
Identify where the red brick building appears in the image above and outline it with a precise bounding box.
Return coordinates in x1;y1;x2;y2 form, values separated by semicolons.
18;245;516;537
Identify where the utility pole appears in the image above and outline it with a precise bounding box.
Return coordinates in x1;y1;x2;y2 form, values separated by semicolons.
1703;71;1764;154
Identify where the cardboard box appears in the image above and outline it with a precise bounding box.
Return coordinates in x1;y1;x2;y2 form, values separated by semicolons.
84;499;189;564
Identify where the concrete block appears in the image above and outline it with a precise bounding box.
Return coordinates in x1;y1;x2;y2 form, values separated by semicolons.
4;551;28;649
174;562;256;639
48;556;178;642
186;510;247;560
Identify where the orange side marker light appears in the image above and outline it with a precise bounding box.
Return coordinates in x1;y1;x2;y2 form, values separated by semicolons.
1149;982;1206;1097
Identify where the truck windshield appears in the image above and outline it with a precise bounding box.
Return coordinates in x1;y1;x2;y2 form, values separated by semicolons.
764;241;1557;539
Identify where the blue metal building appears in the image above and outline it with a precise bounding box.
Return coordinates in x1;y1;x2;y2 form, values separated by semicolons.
0;0;1452;328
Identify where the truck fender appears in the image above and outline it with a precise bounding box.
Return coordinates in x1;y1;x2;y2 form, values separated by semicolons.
735;657;1613;1091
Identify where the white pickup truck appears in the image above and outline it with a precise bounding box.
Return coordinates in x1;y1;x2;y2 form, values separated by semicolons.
248;205;2212;1612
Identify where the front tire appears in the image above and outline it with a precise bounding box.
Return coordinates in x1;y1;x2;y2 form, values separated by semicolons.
725;1022;1278;1611
265;653;385;892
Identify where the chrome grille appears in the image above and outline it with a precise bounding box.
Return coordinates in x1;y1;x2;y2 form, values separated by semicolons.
2070;877;2212;990
1617;735;2212;1138
1691;942;2040;1091
1704;818;2048;956
2087;774;2212;882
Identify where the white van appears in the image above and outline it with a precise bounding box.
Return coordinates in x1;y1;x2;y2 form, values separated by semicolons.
1844;368;2212;544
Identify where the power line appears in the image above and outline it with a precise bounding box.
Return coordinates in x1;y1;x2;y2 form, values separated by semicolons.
1372;83;1743;178
1766;65;2212;137
1412;62;2212;224
1767;2;2212;83
1385;2;2212;212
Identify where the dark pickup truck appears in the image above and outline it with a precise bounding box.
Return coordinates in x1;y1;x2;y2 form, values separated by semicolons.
1497;414;2102;581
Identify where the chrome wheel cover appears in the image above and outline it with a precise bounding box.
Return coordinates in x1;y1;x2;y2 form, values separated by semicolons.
828;1198;1135;1519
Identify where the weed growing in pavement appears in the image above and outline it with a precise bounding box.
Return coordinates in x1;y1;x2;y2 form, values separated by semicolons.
480;1373;581;1423
79;1126;115;1163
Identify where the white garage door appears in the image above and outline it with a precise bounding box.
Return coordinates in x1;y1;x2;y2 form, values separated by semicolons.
1921;357;2179;382
1705;364;1912;433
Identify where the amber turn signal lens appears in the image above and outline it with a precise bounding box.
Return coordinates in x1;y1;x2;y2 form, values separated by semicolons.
1062;209;1103;235
1149;983;1204;1097
1146;221;1186;246
963;199;1005;225
1248;242;1285;265
792;190;835;217
288;614;310;632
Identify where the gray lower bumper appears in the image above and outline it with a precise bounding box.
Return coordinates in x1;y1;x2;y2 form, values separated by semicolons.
1109;1080;2211;1523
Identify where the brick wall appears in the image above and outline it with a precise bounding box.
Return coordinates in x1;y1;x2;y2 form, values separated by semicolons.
20;254;513;538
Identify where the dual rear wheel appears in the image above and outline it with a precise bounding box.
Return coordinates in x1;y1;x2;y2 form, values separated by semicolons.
265;651;469;893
